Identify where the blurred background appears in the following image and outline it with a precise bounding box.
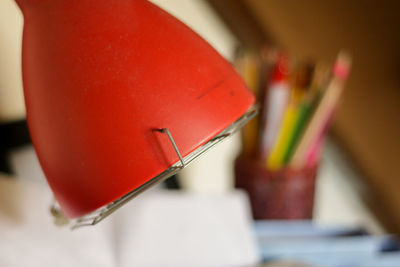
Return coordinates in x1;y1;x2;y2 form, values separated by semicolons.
1;0;400;266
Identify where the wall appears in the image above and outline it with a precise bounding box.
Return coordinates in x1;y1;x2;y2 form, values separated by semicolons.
0;0;25;122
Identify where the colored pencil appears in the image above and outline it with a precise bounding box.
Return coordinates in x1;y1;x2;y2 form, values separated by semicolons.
283;64;330;164
259;53;290;158
266;62;314;170
239;52;260;157
290;52;352;169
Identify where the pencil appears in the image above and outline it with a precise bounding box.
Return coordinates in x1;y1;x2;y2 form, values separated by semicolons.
240;52;260;157
289;52;352;169
283;64;329;164
267;101;299;170
259;53;290;158
266;62;314;170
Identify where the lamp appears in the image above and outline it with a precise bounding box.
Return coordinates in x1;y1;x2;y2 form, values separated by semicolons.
15;0;255;227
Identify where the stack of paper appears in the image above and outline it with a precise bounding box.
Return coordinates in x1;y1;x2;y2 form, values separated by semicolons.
0;174;260;266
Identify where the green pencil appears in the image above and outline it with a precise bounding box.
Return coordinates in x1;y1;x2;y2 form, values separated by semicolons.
283;65;329;164
283;95;317;164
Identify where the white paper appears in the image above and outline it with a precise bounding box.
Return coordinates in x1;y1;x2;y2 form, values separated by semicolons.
115;190;260;267
0;175;116;267
0;174;259;267
8;145;47;184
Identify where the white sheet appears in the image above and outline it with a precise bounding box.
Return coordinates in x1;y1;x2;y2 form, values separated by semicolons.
0;173;259;267
0;175;116;267
115;190;259;266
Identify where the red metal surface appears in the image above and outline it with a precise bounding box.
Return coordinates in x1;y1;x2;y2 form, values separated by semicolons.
16;0;254;218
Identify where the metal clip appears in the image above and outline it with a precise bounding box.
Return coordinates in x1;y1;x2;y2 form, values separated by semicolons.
156;128;185;168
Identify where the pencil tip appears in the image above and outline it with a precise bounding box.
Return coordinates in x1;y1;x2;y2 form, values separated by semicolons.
334;51;352;80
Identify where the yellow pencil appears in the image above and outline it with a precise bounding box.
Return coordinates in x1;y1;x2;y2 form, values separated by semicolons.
266;62;314;170
240;52;260;157
267;101;300;170
290;52;352;169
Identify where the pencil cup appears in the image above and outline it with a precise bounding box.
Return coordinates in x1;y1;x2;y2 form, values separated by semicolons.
234;155;318;220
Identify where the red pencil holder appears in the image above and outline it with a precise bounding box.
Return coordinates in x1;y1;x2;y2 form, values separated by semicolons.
234;155;318;220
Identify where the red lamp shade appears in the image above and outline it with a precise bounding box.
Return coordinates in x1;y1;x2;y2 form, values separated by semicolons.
16;0;255;220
